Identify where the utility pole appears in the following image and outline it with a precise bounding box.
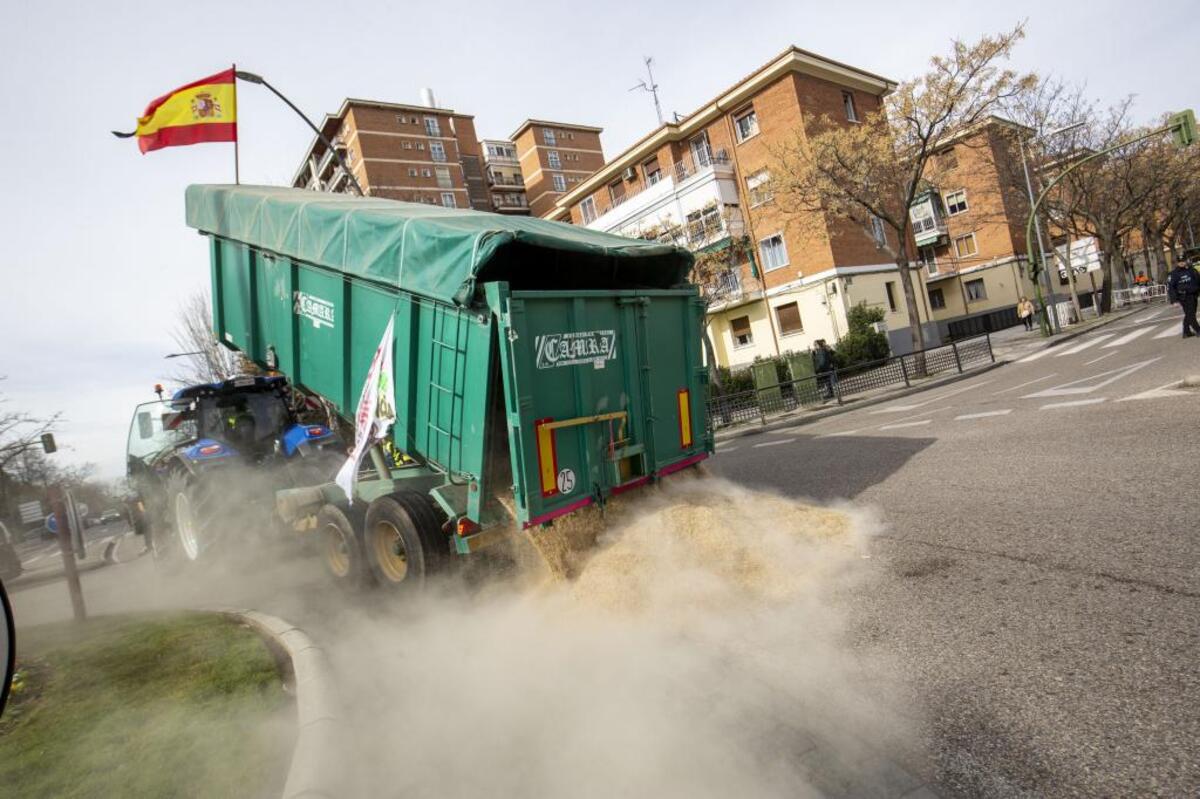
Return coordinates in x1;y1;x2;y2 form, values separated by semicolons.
47;485;86;621
629;56;665;127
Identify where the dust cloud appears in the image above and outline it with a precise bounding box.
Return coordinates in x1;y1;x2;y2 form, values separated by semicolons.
321;475;917;798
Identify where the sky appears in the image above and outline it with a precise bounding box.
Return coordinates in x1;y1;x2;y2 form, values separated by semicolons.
1;0;1196;479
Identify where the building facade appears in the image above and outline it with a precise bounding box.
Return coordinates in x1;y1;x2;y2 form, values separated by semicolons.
510;120;605;219
292;97;490;211
911;118;1046;339
480;139;529;214
552;47;936;367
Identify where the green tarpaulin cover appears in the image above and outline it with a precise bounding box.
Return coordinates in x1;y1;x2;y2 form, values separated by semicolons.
185;185;694;307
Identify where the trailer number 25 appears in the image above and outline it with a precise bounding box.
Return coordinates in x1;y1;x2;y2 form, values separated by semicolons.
556;468;576;495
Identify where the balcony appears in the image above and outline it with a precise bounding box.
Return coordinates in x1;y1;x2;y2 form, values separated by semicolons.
488;173;525;189
583;149;740;249
909;193;948;248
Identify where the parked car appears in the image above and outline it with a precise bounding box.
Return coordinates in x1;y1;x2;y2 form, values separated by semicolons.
99;509;123;524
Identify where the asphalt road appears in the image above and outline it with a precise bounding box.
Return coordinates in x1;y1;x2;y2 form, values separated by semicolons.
711;304;1200;797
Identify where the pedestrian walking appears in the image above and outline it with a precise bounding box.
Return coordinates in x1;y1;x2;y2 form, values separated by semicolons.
1018;296;1036;331
812;339;836;400
1166;258;1200;338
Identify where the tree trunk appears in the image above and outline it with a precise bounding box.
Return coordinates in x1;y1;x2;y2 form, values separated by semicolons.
1099;248;1114;313
893;240;926;376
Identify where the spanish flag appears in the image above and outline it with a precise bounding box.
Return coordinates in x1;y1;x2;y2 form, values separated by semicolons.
115;68;237;153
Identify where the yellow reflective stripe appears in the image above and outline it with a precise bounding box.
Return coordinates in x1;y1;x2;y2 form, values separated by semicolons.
678;389;693;448
536;420;557;495
137;82;236;136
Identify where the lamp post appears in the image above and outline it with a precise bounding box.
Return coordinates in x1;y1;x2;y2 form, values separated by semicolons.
1019;121;1085;336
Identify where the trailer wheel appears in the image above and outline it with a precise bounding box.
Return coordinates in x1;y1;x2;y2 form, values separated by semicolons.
363;492;448;590
317;504;369;588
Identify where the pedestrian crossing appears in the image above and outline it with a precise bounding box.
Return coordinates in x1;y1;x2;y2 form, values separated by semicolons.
1018;318;1184;363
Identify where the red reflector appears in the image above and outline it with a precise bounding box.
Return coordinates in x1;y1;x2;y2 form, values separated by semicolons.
199;444;223;456
456;518;479;537
307;426;326;436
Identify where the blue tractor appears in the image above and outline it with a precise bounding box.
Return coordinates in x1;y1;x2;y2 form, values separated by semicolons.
126;375;343;565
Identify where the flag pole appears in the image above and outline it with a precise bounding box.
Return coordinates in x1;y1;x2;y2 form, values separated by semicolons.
232;62;240;184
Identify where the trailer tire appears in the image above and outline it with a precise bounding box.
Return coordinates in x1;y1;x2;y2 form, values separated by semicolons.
363;492;448;590
317;504;370;589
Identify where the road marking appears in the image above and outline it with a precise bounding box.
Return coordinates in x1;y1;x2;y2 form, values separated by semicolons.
879;419;932;430
753;438;795;448
1153;323;1182;339
1023;357;1162;398
1118;381;1194;402
818;429;861;438
1040;398;1107;410
1017;347;1057;363
1084;351;1117;366
996;374;1057;395
870;380;993;413
1102;327;1153;348
955;409;1013;420
718;446;739;453
1054;334;1114;356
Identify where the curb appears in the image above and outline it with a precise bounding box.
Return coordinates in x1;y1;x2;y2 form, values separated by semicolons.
222;609;344;799
713;360;1006;443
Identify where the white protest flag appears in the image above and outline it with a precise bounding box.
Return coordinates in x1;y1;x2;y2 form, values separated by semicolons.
335;317;397;501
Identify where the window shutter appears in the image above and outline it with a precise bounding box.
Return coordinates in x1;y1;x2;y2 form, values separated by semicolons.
775;303;802;334
731;316;752;337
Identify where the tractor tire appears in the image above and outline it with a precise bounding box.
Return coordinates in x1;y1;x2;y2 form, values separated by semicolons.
166;472;220;564
362;491;449;591
317;503;370;589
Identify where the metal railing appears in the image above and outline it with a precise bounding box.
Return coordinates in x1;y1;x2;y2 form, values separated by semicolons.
607;149;732;211
1111;284;1167;308
707;334;995;432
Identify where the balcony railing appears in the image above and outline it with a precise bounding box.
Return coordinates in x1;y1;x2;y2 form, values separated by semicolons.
706;269;742;299
607;148;731;211
488;174;524;187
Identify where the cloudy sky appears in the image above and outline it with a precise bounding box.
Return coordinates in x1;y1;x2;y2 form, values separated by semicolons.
1;0;1195;478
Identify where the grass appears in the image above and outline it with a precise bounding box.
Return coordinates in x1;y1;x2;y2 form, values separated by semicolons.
0;613;294;799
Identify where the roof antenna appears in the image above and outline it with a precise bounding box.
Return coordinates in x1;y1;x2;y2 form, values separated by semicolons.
629;56;665;126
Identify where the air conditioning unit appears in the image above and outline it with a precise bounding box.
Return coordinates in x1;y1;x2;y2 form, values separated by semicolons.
622;167;637;181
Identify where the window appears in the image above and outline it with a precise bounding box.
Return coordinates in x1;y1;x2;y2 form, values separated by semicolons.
759;233;789;271
408;167;418;177
945;189;968;215
417;142;425;150
939;148;958;171
403;141;413;150
441;192;456;208
730;315;753;348
547;150;561;169
870;215;887;248
929;288;946;309
607;180;625;205
421;168;432;178
435;166;452;189
397;115;408;124
954;232;978;258
430;141;447;162
580;196;597;224
746;169;772;206
543;128;557;146
965;278;987;301
885;281;897;312
733;108;759;142
842;91;859;122
686;205;721;243
775;302;803;335
552;174;567;192
643;157;661;185
424;116;441;137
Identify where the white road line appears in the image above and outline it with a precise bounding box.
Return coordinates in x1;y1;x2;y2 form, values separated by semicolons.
1084;351;1117;366
1118;382;1193;402
879;419;932;430
1040;398;1107;410
1154;323;1182;339
818;429;861;438
753;438;795;448
996;374;1057;395
955;409;1013;420
1023;357;1163;398
718;446;739;453
870;380;993;414
1055;334;1114;356
1017;347;1057;363
1102;327;1153;348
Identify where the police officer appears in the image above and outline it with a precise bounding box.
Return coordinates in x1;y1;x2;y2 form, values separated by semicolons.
1167;251;1200;338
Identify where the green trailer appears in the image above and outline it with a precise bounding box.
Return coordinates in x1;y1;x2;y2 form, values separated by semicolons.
185;185;712;586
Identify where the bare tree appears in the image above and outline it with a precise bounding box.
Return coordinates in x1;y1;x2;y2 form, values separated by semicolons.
169;292;251;386
772;25;1037;355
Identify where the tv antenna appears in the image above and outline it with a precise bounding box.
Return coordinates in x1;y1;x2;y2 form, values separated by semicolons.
629;56;664;126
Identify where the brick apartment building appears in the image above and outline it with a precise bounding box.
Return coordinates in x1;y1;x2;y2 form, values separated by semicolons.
910;117;1052;338
292;96;490;211
510;120;605;218
480;139;529;214
550;46;937;367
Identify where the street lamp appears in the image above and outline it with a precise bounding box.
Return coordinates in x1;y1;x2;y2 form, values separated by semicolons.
1019;121;1085;336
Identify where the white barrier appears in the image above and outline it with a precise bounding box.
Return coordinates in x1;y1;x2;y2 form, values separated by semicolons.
1112;285;1167;308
